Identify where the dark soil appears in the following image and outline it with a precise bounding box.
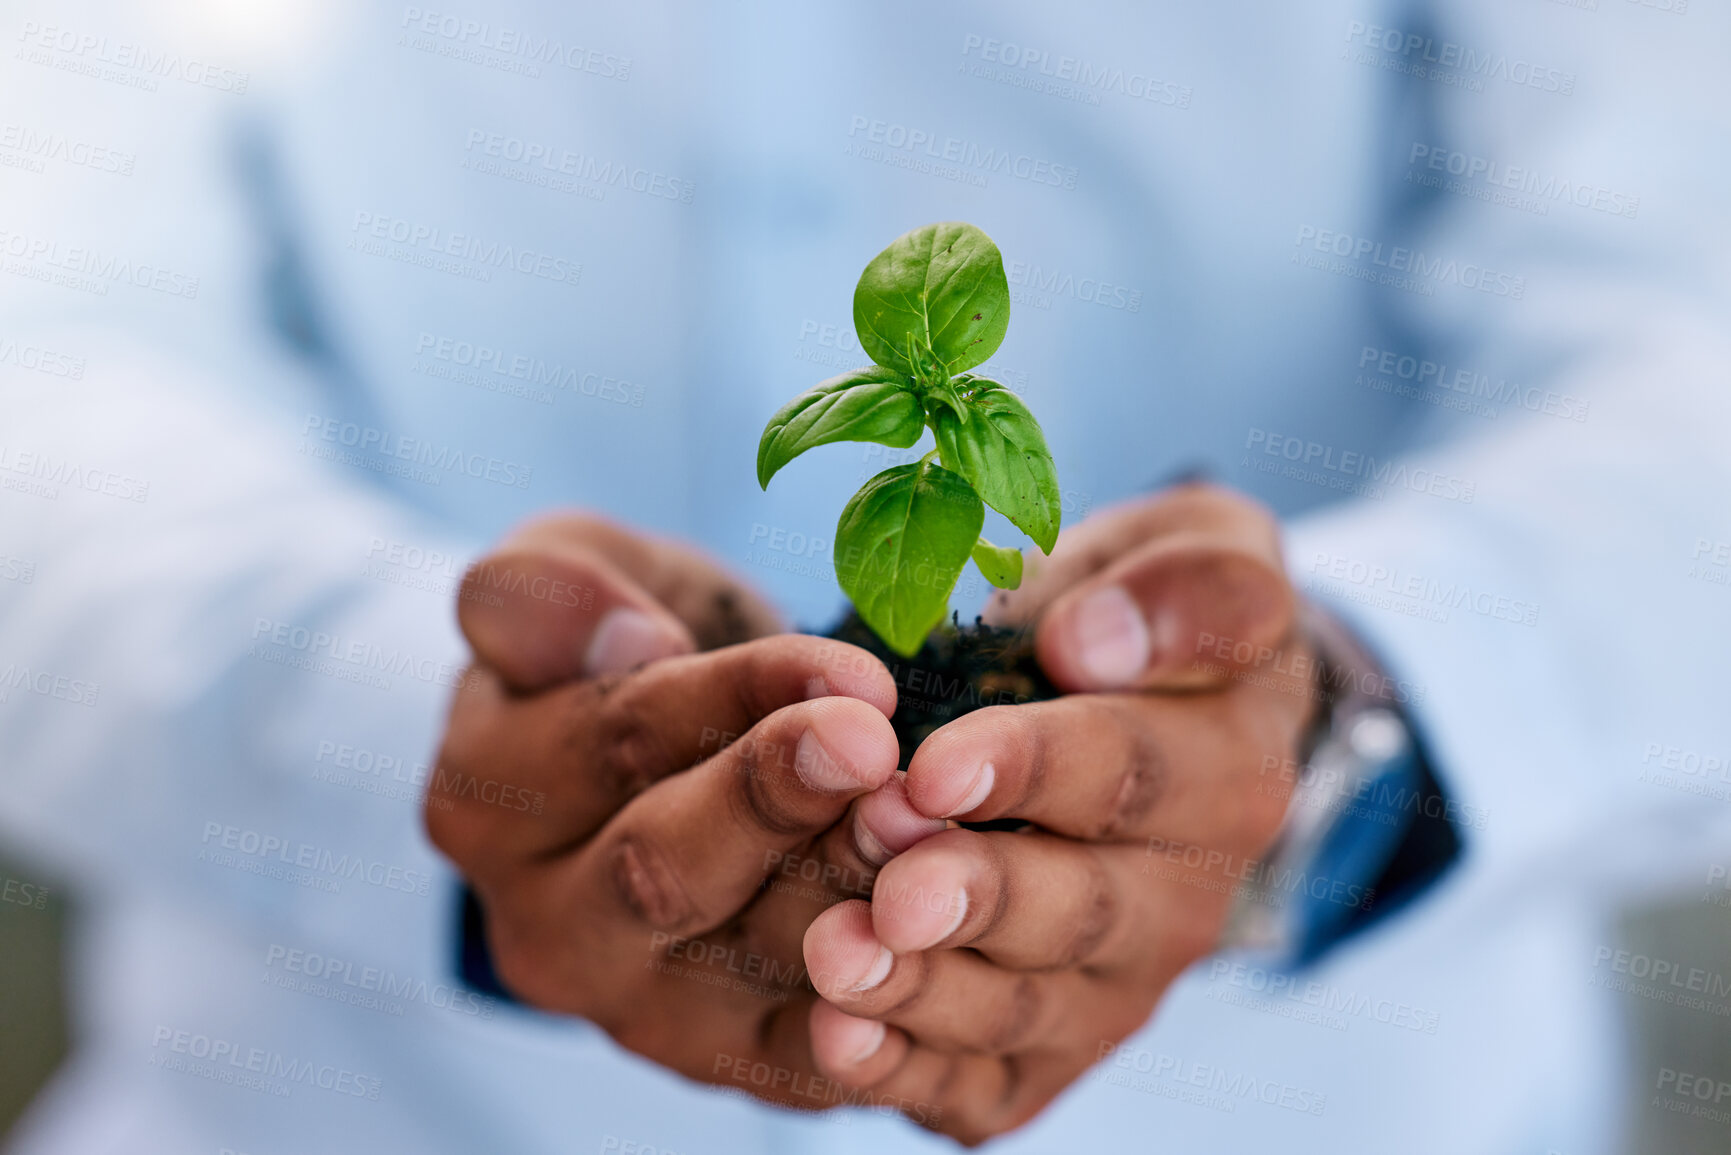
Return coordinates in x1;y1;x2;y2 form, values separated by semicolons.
822;610;1057;831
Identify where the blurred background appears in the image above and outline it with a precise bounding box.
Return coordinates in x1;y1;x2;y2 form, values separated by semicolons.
3;1;1731;1152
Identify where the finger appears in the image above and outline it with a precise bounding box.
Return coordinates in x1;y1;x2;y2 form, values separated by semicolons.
460;513;782;691
807;1001;1062;1145
509;513;784;651
806;900;1103;1056
459;544;695;690
984;484;1264;622
428;635;897;868
1000;486;1296;692
476;693;900;1012
864;829;1205;975
902;690;1303;850
563;696;901;944
738;776;946;972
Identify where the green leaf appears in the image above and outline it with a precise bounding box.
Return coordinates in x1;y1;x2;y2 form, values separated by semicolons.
835;461;984;657
933;377;1062;553
853;222;1011;381
757;366;925;489
970;536;1023;590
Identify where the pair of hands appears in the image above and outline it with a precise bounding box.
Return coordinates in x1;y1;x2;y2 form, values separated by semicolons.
425;485;1315;1144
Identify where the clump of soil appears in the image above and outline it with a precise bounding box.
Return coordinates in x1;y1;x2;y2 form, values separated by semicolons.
823;608;1058;771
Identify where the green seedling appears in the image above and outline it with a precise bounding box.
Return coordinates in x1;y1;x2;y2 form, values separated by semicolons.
757;222;1061;657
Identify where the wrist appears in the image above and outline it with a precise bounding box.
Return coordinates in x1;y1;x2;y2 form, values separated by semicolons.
1220;598;1463;967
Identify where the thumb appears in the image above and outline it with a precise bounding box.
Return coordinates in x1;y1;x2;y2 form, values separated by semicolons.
457;545;696;692
1034;530;1295;693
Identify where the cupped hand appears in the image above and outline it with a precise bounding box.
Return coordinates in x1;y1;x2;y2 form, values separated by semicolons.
425;513;950;1109
802;484;1319;1143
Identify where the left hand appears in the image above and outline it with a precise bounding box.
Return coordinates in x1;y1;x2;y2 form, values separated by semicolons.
801;483;1320;1144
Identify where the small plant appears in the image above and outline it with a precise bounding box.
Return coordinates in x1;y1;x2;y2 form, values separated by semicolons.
758;222;1060;657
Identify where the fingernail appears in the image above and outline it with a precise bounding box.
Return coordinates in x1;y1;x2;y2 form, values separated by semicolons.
1149;605;1183;663
909;888;968;952
795;730;869;793
854;779;947;866
583;609;687;677
942;761;996;819
853;811;893;867
850;944;894;992
845;1020;887;1064
1072;585;1150;688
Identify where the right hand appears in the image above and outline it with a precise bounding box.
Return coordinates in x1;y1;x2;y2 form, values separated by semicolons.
425;514;947;1113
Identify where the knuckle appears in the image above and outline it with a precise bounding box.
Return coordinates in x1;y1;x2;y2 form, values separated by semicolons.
981;975;1044;1053
1055;854;1119;968
1094;725;1166;841
867;950;933;1017
605;832;702;933
586;678;679;795
731;741;814;837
